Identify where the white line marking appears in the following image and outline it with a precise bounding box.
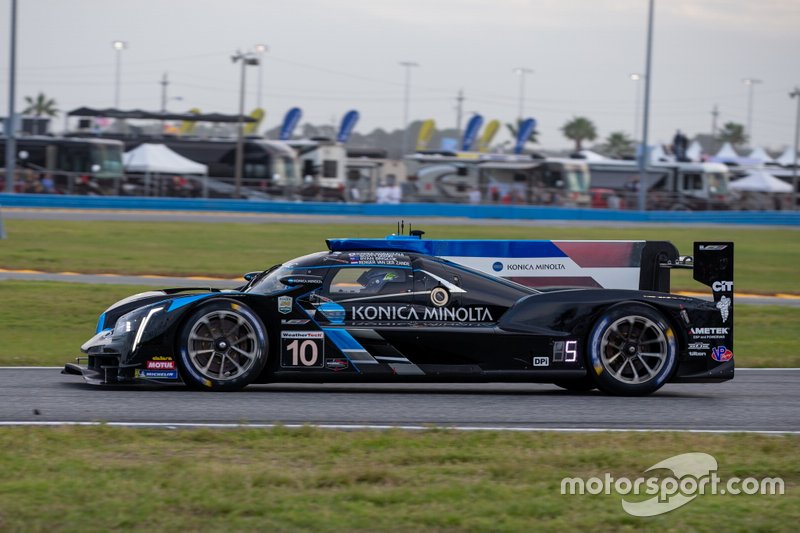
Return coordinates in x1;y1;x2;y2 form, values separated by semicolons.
0;421;796;434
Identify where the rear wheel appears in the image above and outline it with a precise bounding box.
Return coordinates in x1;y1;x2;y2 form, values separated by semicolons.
177;300;268;391
587;304;677;396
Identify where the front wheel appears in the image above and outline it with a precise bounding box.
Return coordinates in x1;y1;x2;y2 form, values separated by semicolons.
587;304;677;396
177;300;268;391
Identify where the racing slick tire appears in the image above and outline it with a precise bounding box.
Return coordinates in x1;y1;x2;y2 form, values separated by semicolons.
553;377;596;392
177;300;268;391
587;304;677;396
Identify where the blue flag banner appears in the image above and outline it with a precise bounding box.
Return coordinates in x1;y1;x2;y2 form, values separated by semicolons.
514;117;537;154
279;107;302;140
337;110;360;143
462;114;484;151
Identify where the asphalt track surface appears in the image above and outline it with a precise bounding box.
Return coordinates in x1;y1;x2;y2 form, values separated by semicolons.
1;368;797;433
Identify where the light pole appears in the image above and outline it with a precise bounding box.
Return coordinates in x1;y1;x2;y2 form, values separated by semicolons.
399;61;418;156
254;44;268;110
232;50;260;199
637;0;655;212
630;73;643;142
112;40;128;108
513;67;534;122
742;77;762;145
791;87;800;211
4;0;18;194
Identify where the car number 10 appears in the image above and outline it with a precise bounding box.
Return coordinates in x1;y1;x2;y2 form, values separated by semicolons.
286;339;318;366
281;331;325;368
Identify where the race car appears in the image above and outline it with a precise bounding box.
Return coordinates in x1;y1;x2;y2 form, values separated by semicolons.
64;232;734;395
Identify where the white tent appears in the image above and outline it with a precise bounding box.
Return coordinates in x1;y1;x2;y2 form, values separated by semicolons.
685;140;703;162
729;170;792;193
714;142;740;161
776;146;798;167
123;143;207;175
748;147;775;164
649;144;674;162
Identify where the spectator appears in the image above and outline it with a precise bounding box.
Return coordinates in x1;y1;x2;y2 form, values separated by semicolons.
467;186;481;204
40;174;56;194
673;129;689;161
375;181;390;204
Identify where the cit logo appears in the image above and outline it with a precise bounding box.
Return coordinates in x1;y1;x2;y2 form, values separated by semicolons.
712;281;733;292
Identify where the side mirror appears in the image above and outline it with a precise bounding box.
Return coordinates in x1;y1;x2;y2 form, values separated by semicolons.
243;271;261;281
279;275;324;288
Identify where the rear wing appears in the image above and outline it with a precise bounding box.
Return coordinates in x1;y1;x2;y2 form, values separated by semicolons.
327;237;733;294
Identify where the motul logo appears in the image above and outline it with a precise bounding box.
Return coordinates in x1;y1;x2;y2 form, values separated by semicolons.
146;360;176;370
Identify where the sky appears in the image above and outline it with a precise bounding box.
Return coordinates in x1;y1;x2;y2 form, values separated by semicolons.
1;0;798;151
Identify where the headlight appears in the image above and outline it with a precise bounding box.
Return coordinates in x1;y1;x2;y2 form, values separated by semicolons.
113;309;147;337
112;306;164;352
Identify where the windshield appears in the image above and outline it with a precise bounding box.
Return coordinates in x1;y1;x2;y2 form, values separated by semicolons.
244;264;293;295
564;165;589;192
244;251;328;295
273;155;298;185
706;172;729;195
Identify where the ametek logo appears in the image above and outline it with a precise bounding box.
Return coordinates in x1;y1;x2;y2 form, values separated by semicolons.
561;452;784;517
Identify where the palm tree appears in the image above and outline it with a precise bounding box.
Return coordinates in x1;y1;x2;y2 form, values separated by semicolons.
561;116;597;152
717;122;748;147
22;92;59;117
505;119;539;146
603;131;635;159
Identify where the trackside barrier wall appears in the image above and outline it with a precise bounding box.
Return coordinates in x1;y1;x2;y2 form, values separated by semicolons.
1;193;799;226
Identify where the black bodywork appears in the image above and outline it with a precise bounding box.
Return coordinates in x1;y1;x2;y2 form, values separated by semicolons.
64;238;734;389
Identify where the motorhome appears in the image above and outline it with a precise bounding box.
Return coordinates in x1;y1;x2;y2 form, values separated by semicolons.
345;148;406;202
404;151;591;206
287;139;349;201
586;160;733;210
1;135;125;194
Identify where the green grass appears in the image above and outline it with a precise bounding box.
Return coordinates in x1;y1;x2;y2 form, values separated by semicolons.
2;220;799;294
0;427;796;531
0;281;797;367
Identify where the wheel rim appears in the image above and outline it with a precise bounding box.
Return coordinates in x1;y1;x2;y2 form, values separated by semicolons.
599;315;668;384
186;310;259;381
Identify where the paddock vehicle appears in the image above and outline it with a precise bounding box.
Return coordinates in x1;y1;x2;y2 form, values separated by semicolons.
65;234;734;395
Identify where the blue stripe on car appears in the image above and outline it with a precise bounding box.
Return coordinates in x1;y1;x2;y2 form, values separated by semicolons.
95;312;108;334
167;293;220;312
321;328;364;373
326;239;567;258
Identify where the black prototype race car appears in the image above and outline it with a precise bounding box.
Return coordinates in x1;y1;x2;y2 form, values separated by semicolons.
64;234;734;396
